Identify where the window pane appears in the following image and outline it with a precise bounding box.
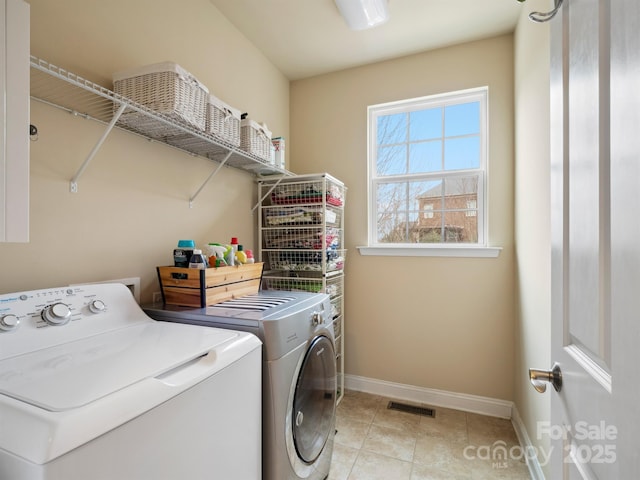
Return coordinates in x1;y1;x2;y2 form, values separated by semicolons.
444;136;480;170
410;180;439;211
416;179;442;243
409;108;442;141
377;211;408;243
377;113;407;145
445;102;480;136
376;182;406;242
376;182;405;212
443;176;479;243
409;141;441;173
443;211;478;243
418;226;443;244
444;175;478;197
376;180;445;244
377;145;406;175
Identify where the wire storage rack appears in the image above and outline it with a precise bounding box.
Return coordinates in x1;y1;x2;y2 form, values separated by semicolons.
29;56;289;202
258;173;346;403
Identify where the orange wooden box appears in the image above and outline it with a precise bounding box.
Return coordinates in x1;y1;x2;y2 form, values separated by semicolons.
157;262;263;307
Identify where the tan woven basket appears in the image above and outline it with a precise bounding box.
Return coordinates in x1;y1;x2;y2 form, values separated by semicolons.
207;94;241;146
113;62;208;136
240;118;272;161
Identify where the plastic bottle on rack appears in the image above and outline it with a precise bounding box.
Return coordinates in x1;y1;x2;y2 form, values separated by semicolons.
188;249;207;269
227;237;239;266
236;245;247;264
245;249;255;264
174;240;195;267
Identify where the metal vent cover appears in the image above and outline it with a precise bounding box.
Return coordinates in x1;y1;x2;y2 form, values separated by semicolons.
387;401;435;418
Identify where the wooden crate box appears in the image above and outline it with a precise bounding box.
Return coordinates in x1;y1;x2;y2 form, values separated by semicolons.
157;263;263;307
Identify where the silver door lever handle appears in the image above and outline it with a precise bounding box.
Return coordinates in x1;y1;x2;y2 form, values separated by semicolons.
529;363;562;393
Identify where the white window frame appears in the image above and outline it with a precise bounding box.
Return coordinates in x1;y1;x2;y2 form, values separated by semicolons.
359;87;501;258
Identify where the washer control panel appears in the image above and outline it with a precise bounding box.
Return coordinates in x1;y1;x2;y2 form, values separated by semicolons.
0;283;148;361
0;286;108;333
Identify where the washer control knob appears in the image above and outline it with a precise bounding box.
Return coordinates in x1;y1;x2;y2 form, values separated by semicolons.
0;314;20;332
88;299;106;314
42;303;72;326
311;312;324;326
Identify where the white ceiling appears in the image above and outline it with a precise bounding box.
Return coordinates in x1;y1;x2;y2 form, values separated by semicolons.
209;0;524;81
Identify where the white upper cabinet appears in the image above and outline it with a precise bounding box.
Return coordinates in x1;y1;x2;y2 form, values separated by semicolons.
0;0;29;242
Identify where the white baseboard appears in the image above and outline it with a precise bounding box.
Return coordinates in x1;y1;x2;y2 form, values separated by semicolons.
344;374;513;419
511;406;546;480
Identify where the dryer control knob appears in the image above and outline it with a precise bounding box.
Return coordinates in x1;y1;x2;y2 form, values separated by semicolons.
311;312;324;326
42;303;72;326
88;299;106;314
0;314;20;332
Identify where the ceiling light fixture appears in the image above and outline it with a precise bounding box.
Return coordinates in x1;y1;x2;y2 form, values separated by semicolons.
334;0;390;31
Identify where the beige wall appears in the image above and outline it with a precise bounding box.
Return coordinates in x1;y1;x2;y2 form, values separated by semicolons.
514;0;551;475
0;0;289;300
290;35;516;401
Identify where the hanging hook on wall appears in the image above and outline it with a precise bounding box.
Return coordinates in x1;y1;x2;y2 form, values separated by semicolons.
517;0;564;23
29;124;38;141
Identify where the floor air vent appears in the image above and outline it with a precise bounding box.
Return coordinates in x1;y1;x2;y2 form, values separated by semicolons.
387;401;435;418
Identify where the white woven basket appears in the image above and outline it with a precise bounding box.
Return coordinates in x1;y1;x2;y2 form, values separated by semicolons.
113;62;209;135
240;118;272;161
207;94;241;146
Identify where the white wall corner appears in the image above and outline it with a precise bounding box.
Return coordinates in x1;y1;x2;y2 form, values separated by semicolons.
511;405;546;480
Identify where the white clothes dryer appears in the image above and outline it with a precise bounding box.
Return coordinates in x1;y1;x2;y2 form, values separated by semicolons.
0;283;262;480
144;290;337;480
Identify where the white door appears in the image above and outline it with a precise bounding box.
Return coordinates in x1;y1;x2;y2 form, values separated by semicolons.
541;0;640;478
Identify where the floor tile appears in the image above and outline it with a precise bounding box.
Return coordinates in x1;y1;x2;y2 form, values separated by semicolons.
327;443;359;480
418;407;469;443
372;400;423;435
410;463;472;480
335;414;371;450
362;423;417;462
347;450;413;480
413;433;473;477
466;412;519;447
469;458;530;479
337;391;382;424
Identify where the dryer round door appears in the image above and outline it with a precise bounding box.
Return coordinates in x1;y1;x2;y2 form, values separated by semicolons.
292;335;336;464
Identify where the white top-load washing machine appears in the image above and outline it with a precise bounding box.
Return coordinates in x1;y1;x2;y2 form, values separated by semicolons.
143;290;337;480
0;283;262;480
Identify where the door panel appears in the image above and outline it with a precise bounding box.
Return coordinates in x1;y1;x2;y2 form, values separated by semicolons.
566;0;609;364
549;0;640;477
550;0;616;478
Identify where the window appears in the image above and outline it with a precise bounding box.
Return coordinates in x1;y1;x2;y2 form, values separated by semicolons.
423;204;434;219
367;87;488;250
466;199;477;217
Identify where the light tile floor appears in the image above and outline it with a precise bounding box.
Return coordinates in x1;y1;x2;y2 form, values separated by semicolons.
329;390;531;480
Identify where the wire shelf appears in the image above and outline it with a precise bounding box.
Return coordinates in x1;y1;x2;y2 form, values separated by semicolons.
29;56;290;188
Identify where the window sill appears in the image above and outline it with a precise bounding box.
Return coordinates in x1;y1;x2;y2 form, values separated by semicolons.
357;245;502;258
